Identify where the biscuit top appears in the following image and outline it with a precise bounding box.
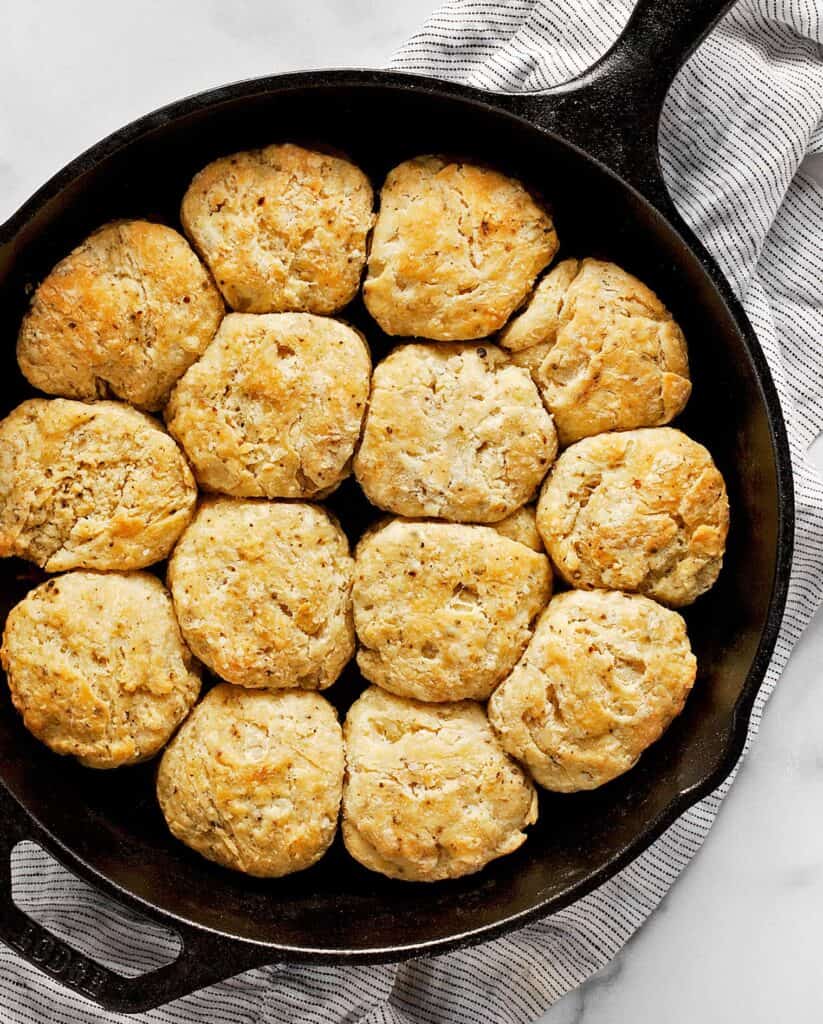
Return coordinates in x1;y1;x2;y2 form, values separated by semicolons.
500;258;691;445
342;687;537;881
353;518;552;701
157;685;343;877
354;343;557;522
16;220;224;411
1;571;201;769
488;590;697;791
0;399;197;572
491;504;544;551
167;498;355;690
181;143;374;314
166;313;371;498
537;427;729;606
363;157;558;340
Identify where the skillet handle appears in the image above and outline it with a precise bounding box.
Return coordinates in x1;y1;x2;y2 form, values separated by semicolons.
0;783;273;1013
506;0;737;215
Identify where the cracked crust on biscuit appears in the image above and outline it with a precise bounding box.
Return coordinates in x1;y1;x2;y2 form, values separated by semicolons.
500;258;691;445
167;498;355;689
536;427;729;606
488;590;697;791
354;343;557;523
363;157;557;340
342;686;537;881
353;518;551;702
166;313;370;498
0;398;197;571
157;685;343;876
1;571;201;769
16;220;224;411
181;143;374;314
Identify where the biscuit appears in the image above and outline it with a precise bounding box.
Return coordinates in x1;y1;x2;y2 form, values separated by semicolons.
16;220;223;411
492;505;543;551
488;590;697;791
165;313;370;498
363;157;557;340
537;427;729;606
1;572;200;769
181;143;374;314
500;258;691;445
0;399;197;572
168;498;354;689
354;343;557;522
342;687;537;881
157;685;343;877
353;518;551;702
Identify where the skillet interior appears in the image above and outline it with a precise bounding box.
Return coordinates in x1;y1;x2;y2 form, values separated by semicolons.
0;76;787;959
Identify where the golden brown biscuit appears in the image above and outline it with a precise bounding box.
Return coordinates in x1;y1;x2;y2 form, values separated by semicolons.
488;590;697;791
165;313;371;498
537;427;729;606
157;685;343;877
1;572;200;769
492;505;543;551
353;518;551;702
0;399;197;572
168;498;354;689
363;157;557;339
500;259;691;445
354;343;557;522
17;220;223;411
342;687;537;881
181;143;374;314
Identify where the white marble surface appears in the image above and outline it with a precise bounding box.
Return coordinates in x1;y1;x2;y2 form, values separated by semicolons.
2;3;822;1021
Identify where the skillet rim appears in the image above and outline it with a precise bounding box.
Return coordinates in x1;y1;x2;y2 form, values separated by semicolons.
0;67;795;963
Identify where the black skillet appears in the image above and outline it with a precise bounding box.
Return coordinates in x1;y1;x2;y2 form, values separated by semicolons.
0;0;794;1012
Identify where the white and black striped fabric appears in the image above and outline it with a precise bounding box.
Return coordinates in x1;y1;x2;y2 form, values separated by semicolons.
2;2;823;1021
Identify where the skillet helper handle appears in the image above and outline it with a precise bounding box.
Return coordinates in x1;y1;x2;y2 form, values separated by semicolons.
0;784;273;1013
508;0;737;213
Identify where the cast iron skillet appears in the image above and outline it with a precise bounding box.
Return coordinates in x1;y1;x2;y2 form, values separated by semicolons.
0;0;794;1012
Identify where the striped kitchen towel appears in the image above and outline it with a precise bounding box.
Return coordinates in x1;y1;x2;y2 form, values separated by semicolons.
2;1;823;1021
